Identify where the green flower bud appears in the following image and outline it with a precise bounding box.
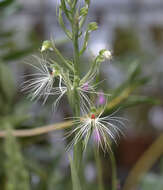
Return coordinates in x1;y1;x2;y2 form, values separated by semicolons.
41;40;53;52
88;22;98;32
80;6;88;17
96;49;112;63
99;49;112;60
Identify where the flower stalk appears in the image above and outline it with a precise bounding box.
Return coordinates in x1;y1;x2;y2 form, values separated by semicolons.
71;4;83;175
94;148;105;190
109;149;117;190
22;0;125;189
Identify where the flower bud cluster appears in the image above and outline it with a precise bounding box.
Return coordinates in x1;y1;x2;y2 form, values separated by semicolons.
80;6;88;17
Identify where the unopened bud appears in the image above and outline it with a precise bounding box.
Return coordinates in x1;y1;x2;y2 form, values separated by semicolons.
88;22;98;32
96;49;112;63
41;40;53;52
99;49;112;60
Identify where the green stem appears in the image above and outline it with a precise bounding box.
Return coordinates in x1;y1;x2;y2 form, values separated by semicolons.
80;58;98;83
72;13;80;76
94;148;105;190
109;150;117;190
53;45;74;72
71;4;83;178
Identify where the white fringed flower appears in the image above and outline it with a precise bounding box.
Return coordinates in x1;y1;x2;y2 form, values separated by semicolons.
67;109;126;152
78;81;95;112
22;56;62;104
51;84;67;111
78;83;111;113
78;69;109;112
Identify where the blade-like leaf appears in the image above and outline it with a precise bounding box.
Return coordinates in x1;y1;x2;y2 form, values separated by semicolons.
128;61;141;81
2;47;36;61
0;0;14;8
0;63;16;103
122;95;160;108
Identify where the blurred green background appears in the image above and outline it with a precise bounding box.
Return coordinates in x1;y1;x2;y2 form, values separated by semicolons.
0;0;163;190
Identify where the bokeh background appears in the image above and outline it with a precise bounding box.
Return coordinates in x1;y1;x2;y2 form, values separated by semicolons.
0;0;163;189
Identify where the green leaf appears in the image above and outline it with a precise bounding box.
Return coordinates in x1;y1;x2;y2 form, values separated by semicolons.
121;95;160;109
2;47;36;61
69;155;82;190
0;30;14;38
0;0;14;8
132;77;149;87
24;158;47;181
0;114;30;129
4;123;30;190
128;61;141;81
111;60;149;99
0;63;16;103
111;77;148;100
47;158;65;190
